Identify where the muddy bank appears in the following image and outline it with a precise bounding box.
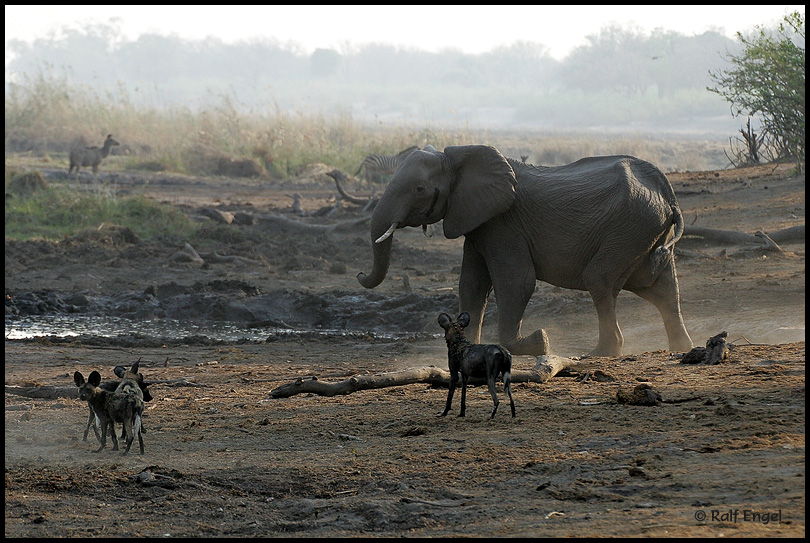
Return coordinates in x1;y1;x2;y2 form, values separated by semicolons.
6;281;459;338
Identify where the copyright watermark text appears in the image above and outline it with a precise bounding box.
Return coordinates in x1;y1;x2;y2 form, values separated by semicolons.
695;509;782;525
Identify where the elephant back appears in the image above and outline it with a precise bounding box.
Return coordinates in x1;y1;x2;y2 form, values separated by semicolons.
516;155;678;209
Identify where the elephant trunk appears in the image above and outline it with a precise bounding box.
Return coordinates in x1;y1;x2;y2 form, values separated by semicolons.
357;214;397;289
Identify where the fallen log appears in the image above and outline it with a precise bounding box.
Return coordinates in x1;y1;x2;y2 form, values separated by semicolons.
753;231;783;253
168;242;205;265
683;224;804;246
766;225;804;244
326;169;379;208
269;354;582;398
254;213;369;234
5;385;79;400
5;378;208;400
199;252;263;266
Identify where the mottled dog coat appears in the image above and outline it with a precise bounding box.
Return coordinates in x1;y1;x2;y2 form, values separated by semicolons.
82;364;152;442
438;312;515;420
74;370;145;455
114;360;147;401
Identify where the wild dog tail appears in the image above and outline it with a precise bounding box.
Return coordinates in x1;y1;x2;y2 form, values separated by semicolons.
133;400;144;436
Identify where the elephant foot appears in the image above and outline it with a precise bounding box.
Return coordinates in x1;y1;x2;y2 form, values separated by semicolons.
588;343;623;357
669;335;693;353
504;329;550;356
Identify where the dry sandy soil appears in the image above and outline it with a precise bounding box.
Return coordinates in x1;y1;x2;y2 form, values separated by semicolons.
4;159;806;537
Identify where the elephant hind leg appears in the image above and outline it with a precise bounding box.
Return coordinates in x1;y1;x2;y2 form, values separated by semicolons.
628;261;692;352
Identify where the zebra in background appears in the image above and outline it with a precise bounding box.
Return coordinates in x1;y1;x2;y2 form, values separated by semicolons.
355;146;419;185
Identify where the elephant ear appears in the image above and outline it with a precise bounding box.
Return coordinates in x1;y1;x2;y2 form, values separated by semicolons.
442;145;517;239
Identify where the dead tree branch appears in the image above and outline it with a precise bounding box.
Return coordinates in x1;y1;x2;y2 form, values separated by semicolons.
268;355;582;398
199;252;263;266
254;213;369;234
5;385;79;400
326;169;379;209
683;225;803;247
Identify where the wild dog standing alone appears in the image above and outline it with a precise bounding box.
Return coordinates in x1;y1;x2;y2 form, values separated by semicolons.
438;312;516;420
82;364;153;442
74;370;145;455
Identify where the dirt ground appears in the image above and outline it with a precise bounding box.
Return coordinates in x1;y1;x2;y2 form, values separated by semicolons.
4;159;806;537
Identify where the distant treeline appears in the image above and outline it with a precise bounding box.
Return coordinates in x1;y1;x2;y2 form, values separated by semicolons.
6;22;750;132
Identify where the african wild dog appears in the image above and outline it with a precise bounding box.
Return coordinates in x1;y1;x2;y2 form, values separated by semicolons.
114;360;147;401
82;363;152;442
74;370;145;455
438;312;516;420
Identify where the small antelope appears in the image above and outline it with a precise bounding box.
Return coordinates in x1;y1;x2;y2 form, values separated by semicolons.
74;370;145;455
68;134;119;177
438;312;515;420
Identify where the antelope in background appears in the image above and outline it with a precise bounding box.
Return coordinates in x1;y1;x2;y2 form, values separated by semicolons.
68;134;119;177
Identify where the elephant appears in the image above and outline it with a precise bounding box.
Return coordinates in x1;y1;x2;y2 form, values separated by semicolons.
356;144;693;357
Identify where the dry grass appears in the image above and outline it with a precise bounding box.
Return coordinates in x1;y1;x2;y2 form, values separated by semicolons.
5;72;733;178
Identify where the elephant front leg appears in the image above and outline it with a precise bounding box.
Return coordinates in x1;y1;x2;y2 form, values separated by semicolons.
499;328;550;356
458;242;493;345
459;238;550;356
589;289;624;357
493;275;550;356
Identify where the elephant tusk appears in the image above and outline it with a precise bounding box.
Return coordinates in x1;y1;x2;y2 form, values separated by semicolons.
375;222;398;243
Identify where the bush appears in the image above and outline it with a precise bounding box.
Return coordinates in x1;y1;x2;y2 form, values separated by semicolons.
708;11;805;169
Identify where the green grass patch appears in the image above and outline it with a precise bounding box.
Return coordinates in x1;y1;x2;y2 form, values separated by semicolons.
4;182;196;241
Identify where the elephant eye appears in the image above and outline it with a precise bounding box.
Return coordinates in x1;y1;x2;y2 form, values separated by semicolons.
415;185;425;194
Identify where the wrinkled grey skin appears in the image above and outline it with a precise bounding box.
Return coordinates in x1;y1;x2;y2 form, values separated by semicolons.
357;144;693;357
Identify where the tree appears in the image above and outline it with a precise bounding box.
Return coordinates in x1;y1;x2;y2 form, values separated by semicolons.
708;11;805;170
310;48;341;78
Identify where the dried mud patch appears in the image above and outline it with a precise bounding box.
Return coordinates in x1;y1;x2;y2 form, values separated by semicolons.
4;340;805;537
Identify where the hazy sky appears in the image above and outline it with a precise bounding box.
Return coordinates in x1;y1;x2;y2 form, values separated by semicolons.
5;4;804;60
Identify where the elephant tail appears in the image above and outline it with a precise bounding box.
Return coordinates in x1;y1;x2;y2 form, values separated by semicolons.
650;205;684;276
663;204;685;251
